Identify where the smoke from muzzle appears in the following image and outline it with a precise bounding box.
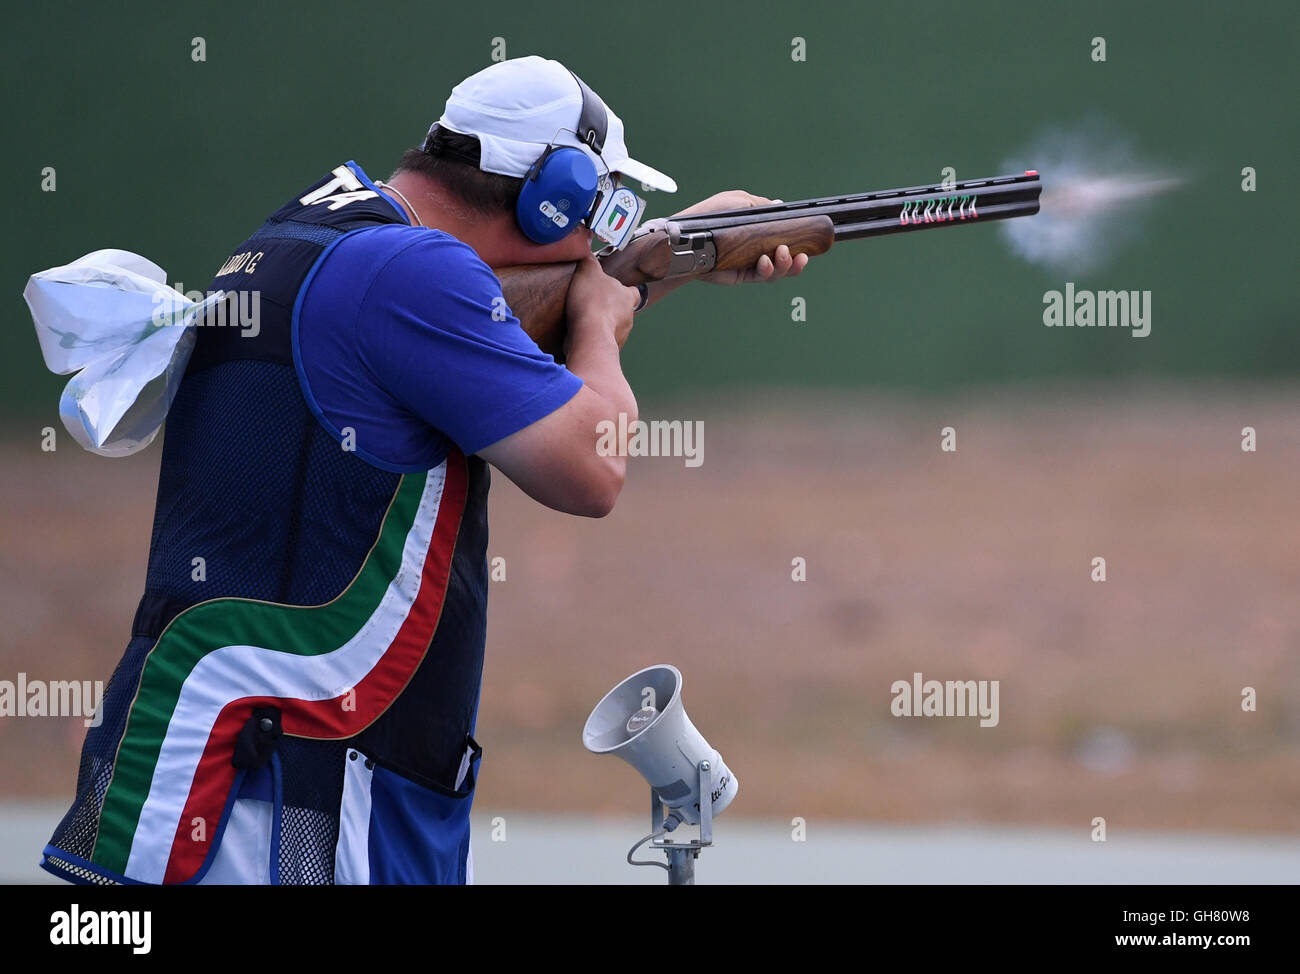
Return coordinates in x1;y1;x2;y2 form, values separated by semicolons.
1000;121;1186;273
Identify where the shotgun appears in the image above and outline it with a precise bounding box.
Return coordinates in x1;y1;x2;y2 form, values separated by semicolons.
500;170;1042;358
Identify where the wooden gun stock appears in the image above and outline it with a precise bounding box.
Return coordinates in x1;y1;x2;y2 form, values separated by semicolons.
498;214;836;359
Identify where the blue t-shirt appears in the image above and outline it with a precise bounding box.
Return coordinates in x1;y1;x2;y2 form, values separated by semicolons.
295;219;582;473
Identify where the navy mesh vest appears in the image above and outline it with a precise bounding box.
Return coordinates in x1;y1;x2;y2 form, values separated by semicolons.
45;163;491;885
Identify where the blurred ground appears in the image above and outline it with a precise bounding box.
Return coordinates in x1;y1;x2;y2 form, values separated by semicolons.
2;385;1298;835
5;803;1297;884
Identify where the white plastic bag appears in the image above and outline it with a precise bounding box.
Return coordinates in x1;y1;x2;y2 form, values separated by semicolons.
24;249;224;457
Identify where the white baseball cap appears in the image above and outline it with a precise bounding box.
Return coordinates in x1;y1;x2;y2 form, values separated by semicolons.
433;55;677;193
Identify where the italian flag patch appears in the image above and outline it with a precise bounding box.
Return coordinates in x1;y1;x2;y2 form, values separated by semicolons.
91;454;467;884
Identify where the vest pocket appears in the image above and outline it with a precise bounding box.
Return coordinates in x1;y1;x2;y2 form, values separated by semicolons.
336;736;482;885
199;757;280;885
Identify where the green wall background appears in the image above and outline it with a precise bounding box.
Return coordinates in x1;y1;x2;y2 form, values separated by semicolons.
3;0;1296;418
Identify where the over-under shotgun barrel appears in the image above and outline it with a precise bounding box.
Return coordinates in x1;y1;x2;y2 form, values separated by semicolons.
668;170;1042;240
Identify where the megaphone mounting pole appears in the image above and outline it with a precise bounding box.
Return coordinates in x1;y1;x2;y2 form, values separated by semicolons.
627;758;715;885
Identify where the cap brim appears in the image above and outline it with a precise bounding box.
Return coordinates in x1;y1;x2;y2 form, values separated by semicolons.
611;157;677;193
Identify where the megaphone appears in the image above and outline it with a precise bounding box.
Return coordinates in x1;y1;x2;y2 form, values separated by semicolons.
582;664;738;827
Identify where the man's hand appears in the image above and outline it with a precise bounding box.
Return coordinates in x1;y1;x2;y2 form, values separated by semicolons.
564;252;639;352
671;190;811;286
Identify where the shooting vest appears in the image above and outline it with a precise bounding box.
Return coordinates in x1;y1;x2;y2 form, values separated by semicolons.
44;163;489;885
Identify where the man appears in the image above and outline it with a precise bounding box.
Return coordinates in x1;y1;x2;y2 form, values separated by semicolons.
40;55;806;885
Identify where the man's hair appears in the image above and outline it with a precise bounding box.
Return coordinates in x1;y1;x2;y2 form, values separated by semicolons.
395;127;525;217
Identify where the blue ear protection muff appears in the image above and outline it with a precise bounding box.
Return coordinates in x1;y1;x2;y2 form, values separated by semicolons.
514;70;610;245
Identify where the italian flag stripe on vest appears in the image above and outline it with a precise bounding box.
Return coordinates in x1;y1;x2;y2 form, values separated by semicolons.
91;454;467;884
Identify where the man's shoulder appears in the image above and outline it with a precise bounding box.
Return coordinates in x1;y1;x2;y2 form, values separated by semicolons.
301;226;508;344
317;225;498;299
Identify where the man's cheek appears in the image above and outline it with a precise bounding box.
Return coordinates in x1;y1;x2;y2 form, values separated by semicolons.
566;229;597;259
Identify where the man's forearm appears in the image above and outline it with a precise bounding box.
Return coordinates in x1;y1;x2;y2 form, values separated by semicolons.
564;326;638;427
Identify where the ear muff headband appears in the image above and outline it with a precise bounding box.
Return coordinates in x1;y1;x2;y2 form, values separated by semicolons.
567;69;607;154
515;71;610;244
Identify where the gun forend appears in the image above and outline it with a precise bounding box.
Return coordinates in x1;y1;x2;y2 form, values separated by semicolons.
599;214;836;284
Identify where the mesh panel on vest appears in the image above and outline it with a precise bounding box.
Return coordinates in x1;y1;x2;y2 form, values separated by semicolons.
43;854;120;886
48;636;155;865
144;360;399;608
255;219;347;247
276;737;348;885
287;416;410;605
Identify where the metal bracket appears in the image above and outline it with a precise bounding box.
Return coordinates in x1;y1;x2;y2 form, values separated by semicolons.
650;760;714;885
